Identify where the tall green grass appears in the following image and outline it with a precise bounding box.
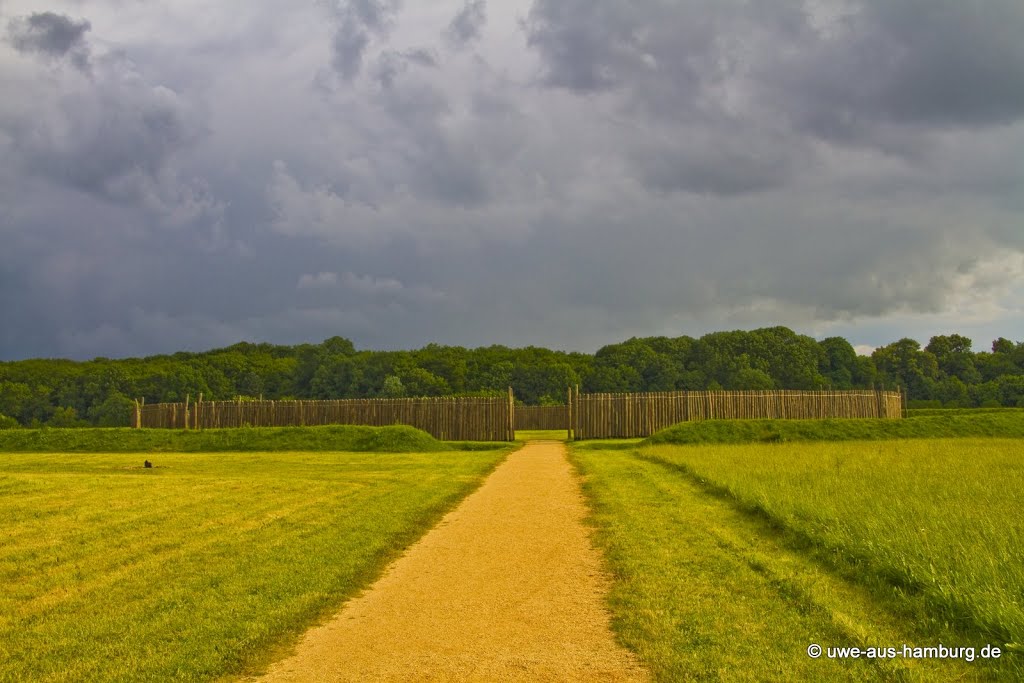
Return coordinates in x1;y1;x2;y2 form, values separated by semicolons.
0;424;479;453
0;447;511;681
644;412;1024;445
640;439;1024;669
571;446;992;681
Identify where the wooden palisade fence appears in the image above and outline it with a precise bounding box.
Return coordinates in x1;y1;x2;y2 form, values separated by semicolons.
570;388;904;440
133;388;904;442
134;390;515;442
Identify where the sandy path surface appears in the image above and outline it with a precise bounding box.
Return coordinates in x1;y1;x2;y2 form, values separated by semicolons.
252;441;649;682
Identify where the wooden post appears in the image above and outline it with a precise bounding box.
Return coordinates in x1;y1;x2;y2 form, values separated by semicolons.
133;399;141;429
567;386;573;441
196;393;202;430
183;394;190;430
574;385;580;440
508;387;514;441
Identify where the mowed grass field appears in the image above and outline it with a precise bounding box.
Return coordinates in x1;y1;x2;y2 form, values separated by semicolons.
572;436;1023;681
0;446;511;682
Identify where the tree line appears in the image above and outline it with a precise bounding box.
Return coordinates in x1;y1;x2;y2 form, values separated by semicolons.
1;327;1023;428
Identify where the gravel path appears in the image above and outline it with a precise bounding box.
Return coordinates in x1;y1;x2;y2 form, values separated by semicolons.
253;440;649;682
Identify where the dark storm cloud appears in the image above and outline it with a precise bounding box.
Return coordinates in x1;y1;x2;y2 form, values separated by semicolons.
0;0;1022;361
6;11;91;70
331;24;368;79
330;0;402;79
370;48;437;88
523;0;643;93
522;0;762;106
630;125;803;196
402;47;437;67
767;0;1024;134
525;0;1024;132
369;49;404;88
7;56;204;212
520;0;819;196
273;58;493;218
444;0;486;50
522;0;1024;191
373;77;490;206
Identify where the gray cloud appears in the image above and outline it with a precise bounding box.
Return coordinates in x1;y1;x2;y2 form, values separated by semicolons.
522;0;751;108
7;11;91;70
330;0;402;79
5;54;210;223
0;0;1022;360
523;0;642;93
370;48;437;88
628;121;805;196
770;1;1024;132
403;47;437;67
525;0;1024;137
444;0;486;50
332;23;369;79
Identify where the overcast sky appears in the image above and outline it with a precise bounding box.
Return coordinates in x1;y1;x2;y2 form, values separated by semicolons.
2;0;1022;360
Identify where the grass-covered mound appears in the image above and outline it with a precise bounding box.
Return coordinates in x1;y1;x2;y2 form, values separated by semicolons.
0;424;451;453
644;411;1024;445
907;406;1024;417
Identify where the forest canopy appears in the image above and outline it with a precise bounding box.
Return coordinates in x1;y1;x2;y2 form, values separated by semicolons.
2;328;1023;427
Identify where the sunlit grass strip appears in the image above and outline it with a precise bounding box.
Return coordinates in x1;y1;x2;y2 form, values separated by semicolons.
569;447;993;681
639;439;1024;665
514;429;568;441
643;412;1024;445
0;448;510;682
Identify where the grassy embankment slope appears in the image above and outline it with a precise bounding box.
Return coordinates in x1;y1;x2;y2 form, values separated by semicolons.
571;411;1024;681
0;425;513;682
0;423;509;453
644;410;1024;445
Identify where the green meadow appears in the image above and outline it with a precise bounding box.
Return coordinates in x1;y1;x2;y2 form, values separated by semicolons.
0;444;511;682
572;433;1023;680
5;417;1024;681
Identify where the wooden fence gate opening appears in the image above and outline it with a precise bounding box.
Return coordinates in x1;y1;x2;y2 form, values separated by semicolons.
513;405;568;431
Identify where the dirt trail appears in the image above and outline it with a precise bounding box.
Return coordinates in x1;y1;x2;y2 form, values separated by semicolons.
252;440;649;682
